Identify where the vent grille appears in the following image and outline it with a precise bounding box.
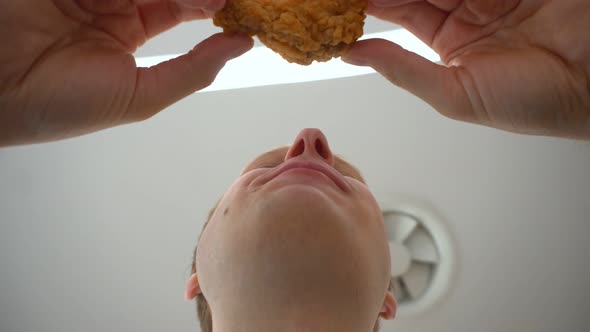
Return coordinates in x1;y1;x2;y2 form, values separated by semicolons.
379;197;455;316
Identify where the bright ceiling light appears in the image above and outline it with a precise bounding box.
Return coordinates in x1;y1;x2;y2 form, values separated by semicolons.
135;28;440;93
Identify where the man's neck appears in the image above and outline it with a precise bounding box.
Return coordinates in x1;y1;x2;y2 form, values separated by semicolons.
213;313;372;332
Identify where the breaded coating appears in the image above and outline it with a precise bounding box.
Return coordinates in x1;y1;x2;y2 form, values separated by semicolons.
213;0;368;65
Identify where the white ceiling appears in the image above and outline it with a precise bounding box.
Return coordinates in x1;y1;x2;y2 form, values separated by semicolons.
1;16;590;332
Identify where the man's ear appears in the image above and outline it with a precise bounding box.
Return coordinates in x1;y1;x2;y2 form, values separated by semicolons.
379;291;397;320
185;273;202;300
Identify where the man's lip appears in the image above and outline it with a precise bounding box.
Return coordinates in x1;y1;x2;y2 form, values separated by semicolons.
264;160;349;192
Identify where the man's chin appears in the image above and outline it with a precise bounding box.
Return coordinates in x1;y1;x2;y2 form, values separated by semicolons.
262;170;343;194
265;183;337;207
252;185;349;227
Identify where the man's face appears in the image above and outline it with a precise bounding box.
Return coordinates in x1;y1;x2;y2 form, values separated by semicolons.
194;128;393;325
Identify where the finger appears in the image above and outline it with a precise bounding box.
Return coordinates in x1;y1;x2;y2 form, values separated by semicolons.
127;33;254;121
452;0;520;26
370;0;460;11
367;1;448;47
342;39;478;123
137;0;225;39
370;0;418;6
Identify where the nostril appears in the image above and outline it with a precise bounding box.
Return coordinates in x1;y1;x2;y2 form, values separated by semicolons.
315;138;328;160
292;138;305;156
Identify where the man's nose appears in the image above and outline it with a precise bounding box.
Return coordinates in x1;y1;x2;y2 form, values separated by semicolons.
284;128;334;166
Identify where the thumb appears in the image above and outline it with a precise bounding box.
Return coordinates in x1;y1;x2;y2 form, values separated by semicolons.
342;38;476;123
127;33;254;122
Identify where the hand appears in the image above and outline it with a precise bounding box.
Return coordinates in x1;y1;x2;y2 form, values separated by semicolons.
0;0;254;147
342;0;590;139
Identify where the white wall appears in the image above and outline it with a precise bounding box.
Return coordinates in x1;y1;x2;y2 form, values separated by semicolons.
1;73;590;332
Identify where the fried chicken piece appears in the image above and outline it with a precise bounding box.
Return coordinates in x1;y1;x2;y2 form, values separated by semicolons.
213;0;368;65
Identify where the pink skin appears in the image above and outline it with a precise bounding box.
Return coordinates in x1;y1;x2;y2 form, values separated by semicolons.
343;0;590;139
186;128;396;332
0;0;254;146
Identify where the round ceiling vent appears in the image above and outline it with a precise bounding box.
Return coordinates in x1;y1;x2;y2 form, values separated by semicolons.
379;195;456;316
